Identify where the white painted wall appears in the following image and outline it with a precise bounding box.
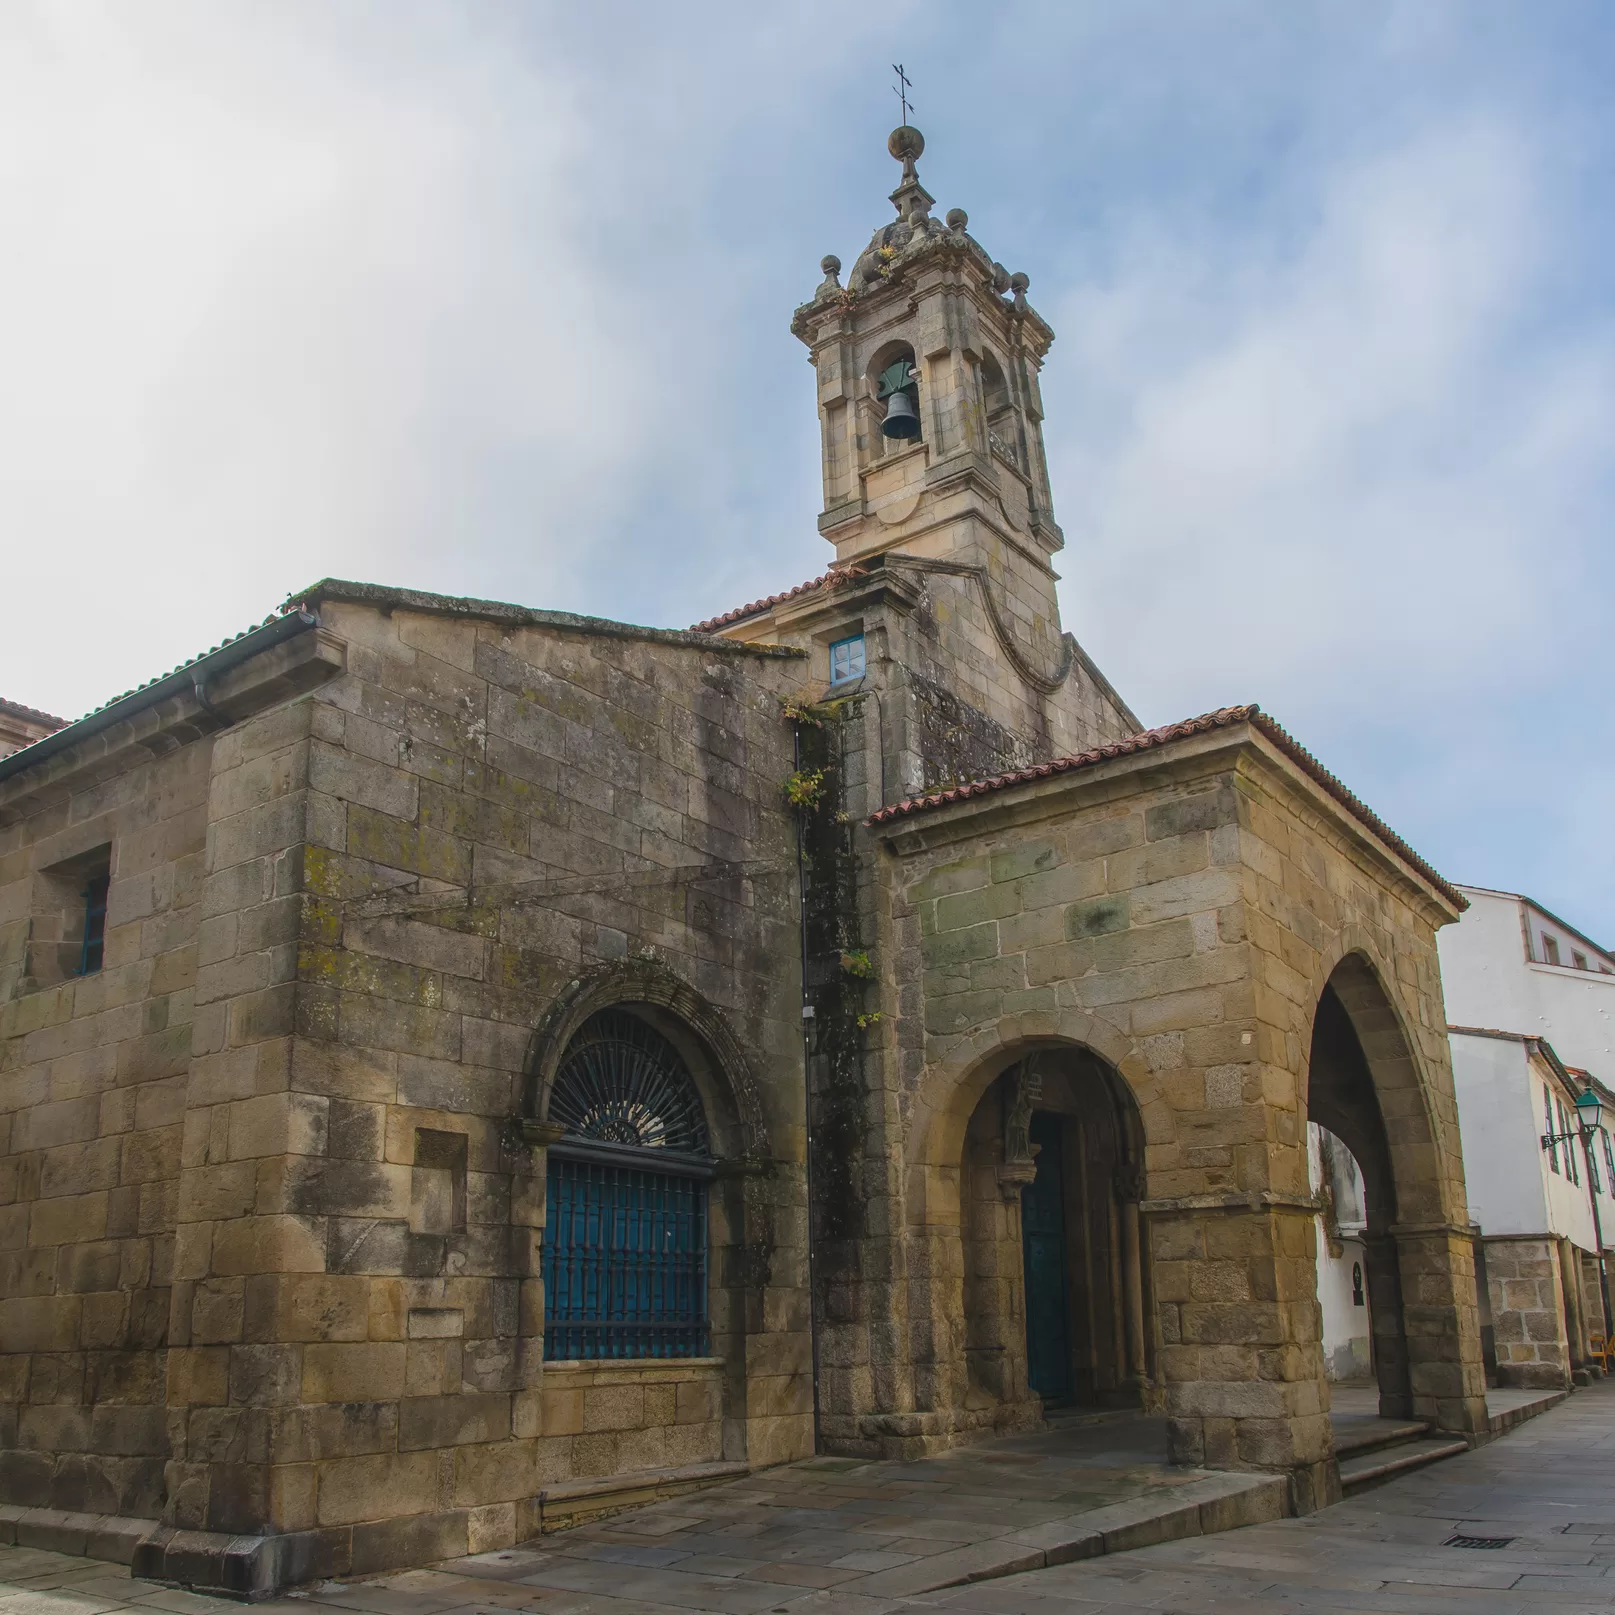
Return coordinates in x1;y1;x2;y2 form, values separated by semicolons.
1308;1124;1372;1380
1440;886;1615;1254
1448;1029;1607;1251
1317;1234;1370;1380
1441;887;1615;1072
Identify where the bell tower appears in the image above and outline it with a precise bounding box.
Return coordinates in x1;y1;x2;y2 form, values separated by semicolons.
790;125;1066;624
702;121;1137;797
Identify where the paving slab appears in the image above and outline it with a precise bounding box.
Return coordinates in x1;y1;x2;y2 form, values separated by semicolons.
0;1377;1586;1615
913;1379;1615;1615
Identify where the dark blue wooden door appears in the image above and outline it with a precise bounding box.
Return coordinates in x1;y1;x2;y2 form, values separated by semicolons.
1022;1112;1072;1403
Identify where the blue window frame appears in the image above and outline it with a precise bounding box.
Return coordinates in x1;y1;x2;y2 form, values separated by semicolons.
1545;1087;1559;1173
829;634;866;685
544;1157;707;1359
78;873;109;976
541;1009;710;1360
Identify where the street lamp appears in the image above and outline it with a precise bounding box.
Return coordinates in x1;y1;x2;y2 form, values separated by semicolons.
1574;1087;1613;1345
1540;1084;1614;1354
1575;1086;1604;1135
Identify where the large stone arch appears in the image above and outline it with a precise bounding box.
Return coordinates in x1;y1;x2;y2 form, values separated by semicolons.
902;1008;1157;1436
1297;936;1484;1432
525;956;770;1163
1299;932;1452;1227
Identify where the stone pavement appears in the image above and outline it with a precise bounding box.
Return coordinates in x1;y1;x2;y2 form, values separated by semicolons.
0;1385;1594;1615
922;1377;1615;1614
0;1412;1281;1615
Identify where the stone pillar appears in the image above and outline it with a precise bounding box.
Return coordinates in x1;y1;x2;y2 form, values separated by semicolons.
1559;1237;1589;1375
1482;1236;1571;1389
1152;1201;1338;1513
1121;1196;1146;1389
1394;1228;1488;1434
1360;1233;1412;1417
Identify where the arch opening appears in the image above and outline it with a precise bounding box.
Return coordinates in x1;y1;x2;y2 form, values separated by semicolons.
955;1042;1149;1419
1304;956;1438;1425
1309;1122;1373;1386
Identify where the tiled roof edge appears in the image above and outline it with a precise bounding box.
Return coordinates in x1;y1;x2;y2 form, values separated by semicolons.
866;704;1464;911
690;573;832;633
294;579;804;658
0;698;67;730
0;609;316;787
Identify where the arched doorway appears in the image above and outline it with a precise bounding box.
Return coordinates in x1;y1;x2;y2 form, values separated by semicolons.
959;1044;1148;1414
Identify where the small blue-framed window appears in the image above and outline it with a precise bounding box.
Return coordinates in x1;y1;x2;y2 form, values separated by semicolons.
78;873;109;976
829;634;866;685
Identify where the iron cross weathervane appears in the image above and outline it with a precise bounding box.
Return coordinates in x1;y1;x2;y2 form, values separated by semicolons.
893;63;914;126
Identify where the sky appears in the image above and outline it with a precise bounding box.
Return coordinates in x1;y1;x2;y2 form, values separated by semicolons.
4;1;1614;940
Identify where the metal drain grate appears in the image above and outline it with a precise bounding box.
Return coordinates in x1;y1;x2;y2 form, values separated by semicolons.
1444;1535;1515;1550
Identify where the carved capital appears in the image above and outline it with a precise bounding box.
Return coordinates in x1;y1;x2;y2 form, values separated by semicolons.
997;1158;1038;1200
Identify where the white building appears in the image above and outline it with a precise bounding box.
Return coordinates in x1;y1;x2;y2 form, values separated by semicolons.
1309;1124;1371;1381
1438;886;1615;1387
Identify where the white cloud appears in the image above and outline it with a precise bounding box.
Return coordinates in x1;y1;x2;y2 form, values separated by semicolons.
1057;118;1614;720
2;0;1612;939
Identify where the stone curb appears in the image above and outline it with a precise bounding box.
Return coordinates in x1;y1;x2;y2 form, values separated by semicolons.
0;1505;157;1565
848;1471;1288;1597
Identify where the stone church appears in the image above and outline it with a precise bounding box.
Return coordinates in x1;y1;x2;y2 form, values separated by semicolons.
0;127;1486;1596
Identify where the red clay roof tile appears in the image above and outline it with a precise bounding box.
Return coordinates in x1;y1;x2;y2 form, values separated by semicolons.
866;704;1463;909
691;573;831;633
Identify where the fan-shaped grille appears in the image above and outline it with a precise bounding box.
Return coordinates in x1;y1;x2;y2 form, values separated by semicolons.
549;1009;709;1154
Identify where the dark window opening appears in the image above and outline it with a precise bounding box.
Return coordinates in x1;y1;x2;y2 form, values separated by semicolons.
78;873;109;975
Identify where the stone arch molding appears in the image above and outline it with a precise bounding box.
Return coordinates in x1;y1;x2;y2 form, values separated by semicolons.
525;957;770;1162
910;1007;1164;1178
1300;928;1454;1228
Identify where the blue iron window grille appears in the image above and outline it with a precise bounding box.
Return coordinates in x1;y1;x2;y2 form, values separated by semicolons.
78;873;109;976
542;1010;710;1360
829;634;866;685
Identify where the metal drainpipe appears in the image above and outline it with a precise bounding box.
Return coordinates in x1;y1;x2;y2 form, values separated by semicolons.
794;721;823;1449
1581;1126;1614;1346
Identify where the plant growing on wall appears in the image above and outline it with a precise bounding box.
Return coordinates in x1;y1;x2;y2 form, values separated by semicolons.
784;768;828;810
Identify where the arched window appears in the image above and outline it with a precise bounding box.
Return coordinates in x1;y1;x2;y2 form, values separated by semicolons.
542;1009;712;1360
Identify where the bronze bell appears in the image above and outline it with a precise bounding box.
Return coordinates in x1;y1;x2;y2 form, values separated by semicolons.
877;357;921;441
881;388;921;440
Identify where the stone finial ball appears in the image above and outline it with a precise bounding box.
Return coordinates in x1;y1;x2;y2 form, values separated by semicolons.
821;255;842;276
888;125;925;162
945;207;968;232
1009;271;1030;292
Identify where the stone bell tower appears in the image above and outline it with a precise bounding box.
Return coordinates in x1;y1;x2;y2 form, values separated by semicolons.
791;124;1067;633
707;125;1137;801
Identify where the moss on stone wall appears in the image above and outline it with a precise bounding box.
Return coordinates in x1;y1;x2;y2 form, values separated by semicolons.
791;702;869;1286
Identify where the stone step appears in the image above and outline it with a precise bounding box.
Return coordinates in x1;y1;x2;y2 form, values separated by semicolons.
1339;1436;1469;1495
1332;1418;1433;1460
